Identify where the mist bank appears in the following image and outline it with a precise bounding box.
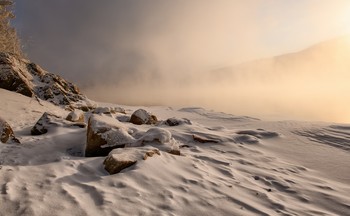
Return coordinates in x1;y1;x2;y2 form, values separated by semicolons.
83;36;350;123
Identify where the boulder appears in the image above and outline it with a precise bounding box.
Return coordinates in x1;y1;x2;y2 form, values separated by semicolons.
130;109;158;125
93;106;126;115
113;107;126;114
103;147;161;174
164;117;191;126
234;134;259;144
93;107;112;114
85;115;136;157
140;128;172;144
0;117;20;144
31;112;61;135
136;128;180;154
66;110;85;123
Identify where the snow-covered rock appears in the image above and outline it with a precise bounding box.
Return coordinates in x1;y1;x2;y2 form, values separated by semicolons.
130;109;158;125
137;128;180;154
192;134;219;143
93;107;112;114
85;115;136;157
0;117;20;144
93;106;127;115
31;112;61;135
0;52;91;108
103;147;161;174
164;117;191;126
66;110;84;123
140;128;172;144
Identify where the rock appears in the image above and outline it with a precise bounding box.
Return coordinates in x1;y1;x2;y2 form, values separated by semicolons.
140;128;172;144
0;117;20;144
234;134;259;144
31;112;61;135
116;115;130;123
103;147;161;174
113;107;126;114
192;134;219;143
77;105;94;112
143;149;161;160
93;106;126;115
93;107;112;114
0;52;90;108
164;117;191;126
85;115;136;157
136;128;180;153
130;109;157;125
236;129;279;139
168;149;181;156
66;110;85;123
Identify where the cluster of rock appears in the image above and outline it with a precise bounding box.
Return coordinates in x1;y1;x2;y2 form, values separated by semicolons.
0;52;93;109
0;104;188;174
84;108;189;174
1;103;225;175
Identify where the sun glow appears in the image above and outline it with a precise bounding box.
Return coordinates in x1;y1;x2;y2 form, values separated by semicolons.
338;3;350;33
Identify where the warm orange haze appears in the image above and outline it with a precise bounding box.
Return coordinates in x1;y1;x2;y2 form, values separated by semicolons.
1;1;350;216
14;0;350;123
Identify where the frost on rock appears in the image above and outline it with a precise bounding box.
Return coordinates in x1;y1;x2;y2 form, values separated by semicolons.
31;112;61;135
85;114;179;157
93;107;112;114
130;109;158;125
164;117;192;126
0;52;92;109
85;115;136;157
140;128;172;144
66;110;84;122
93;106;126;115
103;146;161;174
137;128;180;153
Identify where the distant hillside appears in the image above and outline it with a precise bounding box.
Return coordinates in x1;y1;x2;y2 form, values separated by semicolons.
210;35;350;82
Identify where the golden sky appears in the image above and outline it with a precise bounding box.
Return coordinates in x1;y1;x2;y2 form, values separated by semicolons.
14;0;350;122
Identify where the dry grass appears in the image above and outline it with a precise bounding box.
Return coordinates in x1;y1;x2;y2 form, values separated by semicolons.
0;0;23;57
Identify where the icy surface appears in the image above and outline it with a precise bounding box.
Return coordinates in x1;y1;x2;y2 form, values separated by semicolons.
0;88;349;216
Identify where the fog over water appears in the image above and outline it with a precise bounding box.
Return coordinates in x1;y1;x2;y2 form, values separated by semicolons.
14;0;350;123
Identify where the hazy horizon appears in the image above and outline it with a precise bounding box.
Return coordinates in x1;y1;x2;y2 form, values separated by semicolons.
13;0;350;123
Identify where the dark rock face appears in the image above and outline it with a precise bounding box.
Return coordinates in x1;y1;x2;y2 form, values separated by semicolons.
130;109;158;125
0;52;88;107
31;112;61;135
85;115;132;157
104;155;137;175
103;147;161;174
0;117;20;144
164;117;191;126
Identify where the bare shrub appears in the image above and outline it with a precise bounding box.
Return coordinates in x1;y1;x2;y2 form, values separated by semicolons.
0;0;23;57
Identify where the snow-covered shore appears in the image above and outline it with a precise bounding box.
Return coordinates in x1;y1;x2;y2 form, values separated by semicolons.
0;88;349;216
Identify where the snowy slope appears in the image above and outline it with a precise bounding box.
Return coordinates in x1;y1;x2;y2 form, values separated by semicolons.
0;89;350;216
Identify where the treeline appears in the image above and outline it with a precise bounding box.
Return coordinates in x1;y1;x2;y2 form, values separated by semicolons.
0;0;23;57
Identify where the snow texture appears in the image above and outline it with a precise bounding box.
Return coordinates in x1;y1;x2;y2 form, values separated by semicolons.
0;88;349;216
